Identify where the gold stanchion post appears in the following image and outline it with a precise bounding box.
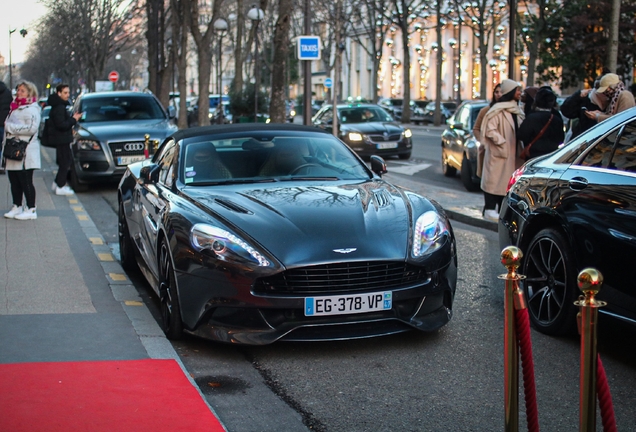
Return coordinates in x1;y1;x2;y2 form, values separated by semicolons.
499;246;523;432
575;268;605;432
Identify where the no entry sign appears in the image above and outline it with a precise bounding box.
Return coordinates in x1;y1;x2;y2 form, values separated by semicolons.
108;71;119;82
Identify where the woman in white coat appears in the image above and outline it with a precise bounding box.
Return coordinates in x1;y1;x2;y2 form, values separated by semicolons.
2;80;41;220
480;79;524;221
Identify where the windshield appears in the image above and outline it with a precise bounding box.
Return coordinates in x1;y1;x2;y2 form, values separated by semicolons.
79;96;166;122
338;107;393;124
181;133;370;185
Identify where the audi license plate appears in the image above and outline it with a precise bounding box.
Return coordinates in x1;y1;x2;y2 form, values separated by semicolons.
117;155;146;166
304;291;392;316
377;142;398;149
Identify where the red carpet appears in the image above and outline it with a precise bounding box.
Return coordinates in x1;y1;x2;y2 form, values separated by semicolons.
0;359;226;432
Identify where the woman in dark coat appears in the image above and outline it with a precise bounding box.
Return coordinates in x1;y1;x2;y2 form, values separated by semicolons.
46;84;82;195
518;86;564;160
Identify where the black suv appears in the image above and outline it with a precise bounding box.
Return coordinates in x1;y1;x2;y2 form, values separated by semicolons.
70;91;178;190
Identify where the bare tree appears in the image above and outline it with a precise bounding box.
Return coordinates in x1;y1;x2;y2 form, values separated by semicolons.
170;0;191;128
269;0;295;123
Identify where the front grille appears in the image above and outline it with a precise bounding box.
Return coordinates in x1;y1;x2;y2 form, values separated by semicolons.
368;133;402;143
253;261;428;295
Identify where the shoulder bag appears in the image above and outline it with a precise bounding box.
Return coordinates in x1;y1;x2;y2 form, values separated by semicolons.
520;114;553;161
4;135;34;161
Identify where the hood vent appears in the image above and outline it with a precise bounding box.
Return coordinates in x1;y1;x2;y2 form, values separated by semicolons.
214;198;252;214
373;190;392;208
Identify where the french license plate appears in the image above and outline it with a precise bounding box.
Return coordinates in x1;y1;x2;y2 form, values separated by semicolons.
304;291;392;316
117;155;146;166
377;142;398;149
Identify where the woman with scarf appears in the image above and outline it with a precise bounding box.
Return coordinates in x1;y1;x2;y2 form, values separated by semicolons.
479;79;524;221
2;81;41;220
585;73;635;124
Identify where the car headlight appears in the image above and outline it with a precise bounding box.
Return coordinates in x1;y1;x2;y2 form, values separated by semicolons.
404;129;412;138
290;109;296;116
76;139;101;151
412;211;450;257
191;223;270;267
348;132;364;142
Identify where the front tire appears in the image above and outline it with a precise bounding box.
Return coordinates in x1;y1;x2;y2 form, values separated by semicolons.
460;154;480;192
159;238;183;340
118;201;137;271
522;228;578;336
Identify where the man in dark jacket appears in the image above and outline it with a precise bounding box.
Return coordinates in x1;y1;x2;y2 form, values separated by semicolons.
560;80;607;140
47;84;82;195
0;80;13;174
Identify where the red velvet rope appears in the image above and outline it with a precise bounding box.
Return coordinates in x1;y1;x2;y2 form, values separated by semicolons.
515;308;540;432
597;354;617;432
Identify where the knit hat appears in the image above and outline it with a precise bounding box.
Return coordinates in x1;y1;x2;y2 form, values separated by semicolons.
522;86;539;101
597;73;620;93
533;87;557;109
501;79;520;96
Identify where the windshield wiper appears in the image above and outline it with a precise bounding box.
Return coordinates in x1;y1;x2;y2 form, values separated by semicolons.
188;178;278;186
281;176;340;181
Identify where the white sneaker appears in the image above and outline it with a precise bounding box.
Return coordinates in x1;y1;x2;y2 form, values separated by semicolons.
52;181;57;192
483;209;499;222
14;207;37;220
55;185;75;196
4;205;23;219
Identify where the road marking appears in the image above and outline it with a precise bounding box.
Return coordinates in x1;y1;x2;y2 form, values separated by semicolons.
89;237;104;245
98;253;114;261
389;163;431;175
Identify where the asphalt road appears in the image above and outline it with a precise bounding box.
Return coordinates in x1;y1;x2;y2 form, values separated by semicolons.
79;135;636;431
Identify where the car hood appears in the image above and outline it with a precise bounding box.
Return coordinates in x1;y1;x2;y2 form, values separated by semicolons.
77;119;177;142
340;122;403;134
183;180;431;267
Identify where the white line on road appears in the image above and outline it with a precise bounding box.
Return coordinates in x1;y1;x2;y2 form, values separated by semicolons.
389;163;432;175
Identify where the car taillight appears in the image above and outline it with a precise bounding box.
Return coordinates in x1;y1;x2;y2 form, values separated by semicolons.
507;166;525;192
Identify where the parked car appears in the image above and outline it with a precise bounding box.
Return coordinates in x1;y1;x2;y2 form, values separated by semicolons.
118;124;458;345
312;103;413;159
499;106;636;336
378;98;425;123
187;94;231;127
440;100;488;191
70;91;178;191
421;101;458;124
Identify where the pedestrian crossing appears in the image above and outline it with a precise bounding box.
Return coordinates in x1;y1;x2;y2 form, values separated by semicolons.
386;161;431;175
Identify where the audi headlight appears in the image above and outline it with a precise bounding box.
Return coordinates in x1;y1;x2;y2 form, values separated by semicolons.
412;211;449;257
76;139;101;151
348;132;364;142
404;129;412;138
191;223;270;267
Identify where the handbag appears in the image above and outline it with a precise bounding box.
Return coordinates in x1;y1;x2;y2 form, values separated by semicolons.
3;136;32;161
520;114;553;161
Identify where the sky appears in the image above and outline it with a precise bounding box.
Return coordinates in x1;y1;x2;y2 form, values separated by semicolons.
0;0;48;65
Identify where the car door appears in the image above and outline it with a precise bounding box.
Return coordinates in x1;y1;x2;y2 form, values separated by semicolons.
136;140;177;279
557;119;636;314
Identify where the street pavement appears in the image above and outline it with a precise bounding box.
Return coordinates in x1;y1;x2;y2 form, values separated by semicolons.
0;142;492;431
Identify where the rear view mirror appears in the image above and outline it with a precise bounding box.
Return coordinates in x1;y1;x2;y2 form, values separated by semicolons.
370;155;387;176
140;163;161;183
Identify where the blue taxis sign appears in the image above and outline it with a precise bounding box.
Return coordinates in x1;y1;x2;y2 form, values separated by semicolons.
297;36;321;60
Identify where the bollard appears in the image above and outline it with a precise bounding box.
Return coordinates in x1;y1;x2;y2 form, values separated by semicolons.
144;134;150;158
499;246;524;432
575;268;605;432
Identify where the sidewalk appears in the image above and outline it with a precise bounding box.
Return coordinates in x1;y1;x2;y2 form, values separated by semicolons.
0;148;226;432
0;145;491;431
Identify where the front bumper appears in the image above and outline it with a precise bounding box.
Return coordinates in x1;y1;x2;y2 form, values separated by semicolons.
346;138;413;158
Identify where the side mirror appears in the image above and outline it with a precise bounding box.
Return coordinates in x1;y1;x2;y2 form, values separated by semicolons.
140;163;161;183
370;155;387;176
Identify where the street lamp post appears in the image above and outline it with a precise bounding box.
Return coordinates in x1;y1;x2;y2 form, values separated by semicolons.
448;37;458;101
214;18;228;124
247;6;264;123
8;28;28;90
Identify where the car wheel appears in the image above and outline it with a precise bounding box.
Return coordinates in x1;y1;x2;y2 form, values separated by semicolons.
398;151;412;160
118;201;137;271
159;238;183;340
441;152;457;177
460;154;480;192
69;164;89;192
522;228;578;336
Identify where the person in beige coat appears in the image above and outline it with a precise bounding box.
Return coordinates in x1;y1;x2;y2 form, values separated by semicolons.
479;79;524;221
584;73;635;123
473;83;501;178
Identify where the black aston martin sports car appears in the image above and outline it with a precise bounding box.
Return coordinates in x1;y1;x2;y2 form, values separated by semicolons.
118;124;457;345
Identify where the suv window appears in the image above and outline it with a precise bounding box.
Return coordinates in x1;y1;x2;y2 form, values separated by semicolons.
79;96;166;122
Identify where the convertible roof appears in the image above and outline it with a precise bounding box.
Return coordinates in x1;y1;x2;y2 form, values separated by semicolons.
169;123;332;142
